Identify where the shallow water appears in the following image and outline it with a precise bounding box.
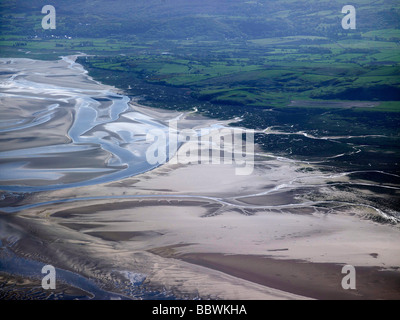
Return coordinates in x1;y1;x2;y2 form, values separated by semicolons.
0;214;178;300
0;57;174;191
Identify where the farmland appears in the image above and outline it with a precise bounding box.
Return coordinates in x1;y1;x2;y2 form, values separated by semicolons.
1;0;399;171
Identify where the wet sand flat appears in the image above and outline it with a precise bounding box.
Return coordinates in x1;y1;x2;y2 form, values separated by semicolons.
8;188;398;300
173;253;400;300
1;56;399;300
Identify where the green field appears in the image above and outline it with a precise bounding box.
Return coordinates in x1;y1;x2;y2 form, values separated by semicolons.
71;35;400;112
3;34;398;113
0;0;399;172
1;0;398;113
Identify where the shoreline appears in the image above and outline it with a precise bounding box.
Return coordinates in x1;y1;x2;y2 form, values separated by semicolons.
1;56;399;300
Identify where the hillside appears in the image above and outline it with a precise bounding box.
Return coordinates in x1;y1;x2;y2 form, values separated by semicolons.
1;0;399;39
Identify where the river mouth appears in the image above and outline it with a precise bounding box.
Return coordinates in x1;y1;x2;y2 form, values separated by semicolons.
0;56;175;191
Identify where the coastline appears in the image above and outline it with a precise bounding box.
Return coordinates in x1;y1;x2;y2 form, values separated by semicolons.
1;56;399;300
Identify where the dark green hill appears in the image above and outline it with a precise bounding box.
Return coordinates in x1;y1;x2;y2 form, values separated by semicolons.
1;0;399;39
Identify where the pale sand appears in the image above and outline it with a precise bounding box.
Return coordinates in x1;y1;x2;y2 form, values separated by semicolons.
13;172;400;299
7;120;399;299
1;57;399;300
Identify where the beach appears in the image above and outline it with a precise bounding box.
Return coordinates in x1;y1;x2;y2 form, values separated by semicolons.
0;56;399;300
